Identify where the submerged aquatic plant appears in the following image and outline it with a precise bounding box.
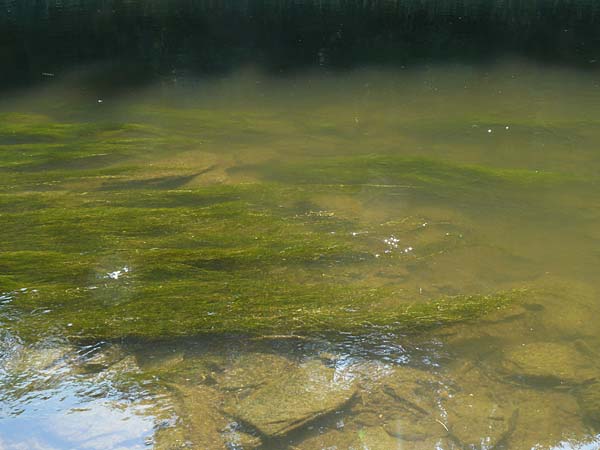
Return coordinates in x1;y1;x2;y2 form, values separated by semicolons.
0;111;536;343
238;154;573;194
0;181;525;341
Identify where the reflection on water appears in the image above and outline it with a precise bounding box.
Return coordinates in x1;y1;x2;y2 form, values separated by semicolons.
1;60;600;449
0;394;154;450
0;337;160;449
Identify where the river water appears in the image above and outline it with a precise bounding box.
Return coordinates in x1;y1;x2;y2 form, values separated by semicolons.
2;2;600;450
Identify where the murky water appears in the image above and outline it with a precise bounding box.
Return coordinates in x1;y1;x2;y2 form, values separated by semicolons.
2;12;600;448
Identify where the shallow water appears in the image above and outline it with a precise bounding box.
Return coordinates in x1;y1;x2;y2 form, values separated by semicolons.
2;58;600;449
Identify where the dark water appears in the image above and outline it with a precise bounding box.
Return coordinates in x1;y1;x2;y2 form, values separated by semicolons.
3;0;600;89
2;2;600;450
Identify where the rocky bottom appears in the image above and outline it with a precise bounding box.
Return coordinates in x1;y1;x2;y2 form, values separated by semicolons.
6;340;597;449
143;339;600;450
2;292;600;450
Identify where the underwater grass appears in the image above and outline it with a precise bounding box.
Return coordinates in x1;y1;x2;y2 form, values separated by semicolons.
240;154;572;189
3;276;523;341
0;112;547;343
0;113;202;186
230;154;595;216
0;180;522;342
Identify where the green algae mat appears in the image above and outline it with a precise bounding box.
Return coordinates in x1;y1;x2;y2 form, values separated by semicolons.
0;98;586;341
0;180;524;340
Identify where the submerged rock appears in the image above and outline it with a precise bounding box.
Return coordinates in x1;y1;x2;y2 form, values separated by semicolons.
3;343;72;374
157;383;230;449
215;352;293;393
132;344;186;373
354;426;402;449
501;342;597;386
222;427;262;449
79;343;129;370
445;384;517;448
505;386;585;450
577;381;600;430
295;424;446;450
378;368;443;441
225;359;357;437
291;428;350;450
349;365;447;444
440;361;518;449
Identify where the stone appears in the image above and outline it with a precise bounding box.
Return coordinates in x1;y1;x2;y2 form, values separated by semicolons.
135;349;185;373
501;342;597;386
79;343;129;372
292;428;352;450
221;424;262;450
215;352;294;392
353;366;446;442
293;426;403;450
506;386;586;449
577;381;600;430
383;419;436;442
4;344;72;373
153;423;191;450
226;359;357;437
444;386;516;448
533;278;600;340
354;426;402;449
155;383;229;449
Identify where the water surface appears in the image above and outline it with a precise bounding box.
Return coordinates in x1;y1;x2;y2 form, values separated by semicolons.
1;60;600;449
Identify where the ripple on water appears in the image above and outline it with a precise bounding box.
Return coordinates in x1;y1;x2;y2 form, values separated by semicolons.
0;340;163;450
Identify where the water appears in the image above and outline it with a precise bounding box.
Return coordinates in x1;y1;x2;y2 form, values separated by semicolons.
2;3;600;449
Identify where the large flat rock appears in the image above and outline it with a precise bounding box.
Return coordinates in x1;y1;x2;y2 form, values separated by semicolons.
445;382;516;447
227;359;356;437
502;342;597;386
215;352;294;392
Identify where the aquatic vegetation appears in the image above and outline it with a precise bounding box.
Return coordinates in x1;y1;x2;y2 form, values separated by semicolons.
0;112;203;192
242;154;572;189
0;113;102;142
0;109;559;345
5;269;522;340
129;106;297;137
0;156;529;343
0;114;532;343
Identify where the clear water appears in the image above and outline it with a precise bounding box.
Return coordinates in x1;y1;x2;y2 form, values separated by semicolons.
1;51;600;450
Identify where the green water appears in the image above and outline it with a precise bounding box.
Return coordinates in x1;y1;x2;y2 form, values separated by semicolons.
1;61;600;449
